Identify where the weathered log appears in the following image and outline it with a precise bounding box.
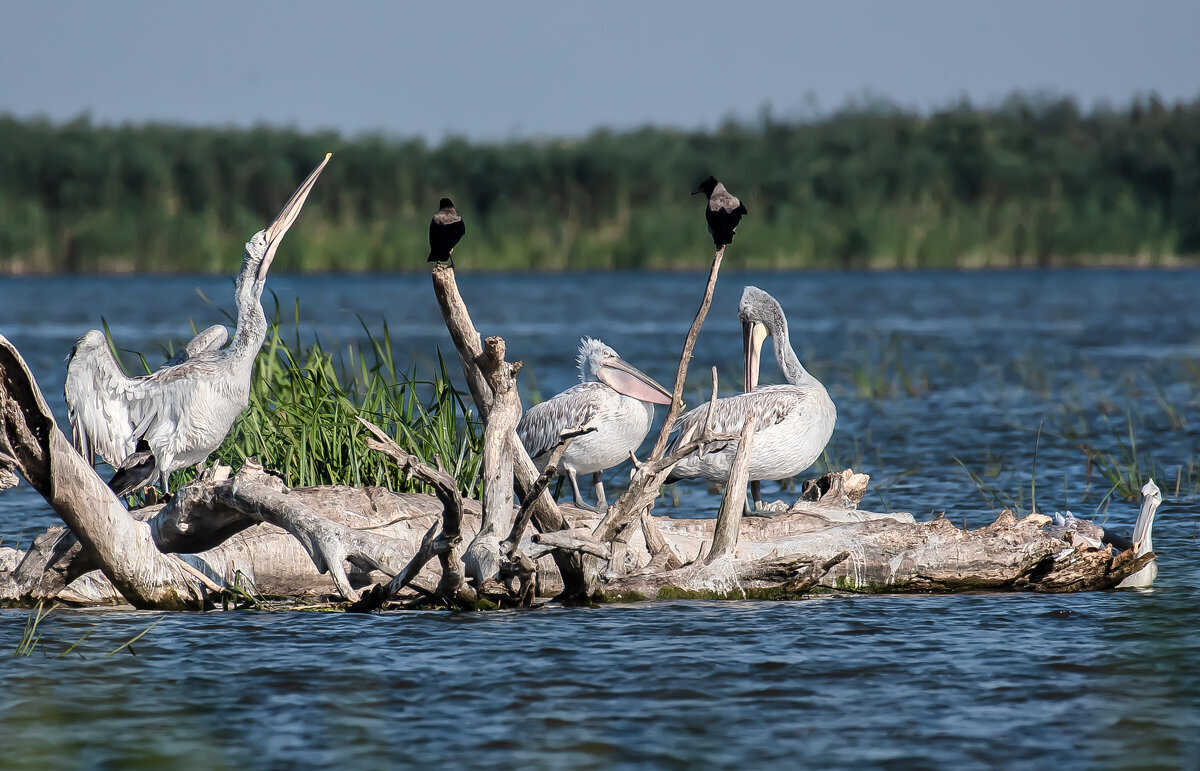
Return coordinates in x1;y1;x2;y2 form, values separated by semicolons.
605;551;851;599
0;334;209;609
165;458;413;602
3;471;1157;606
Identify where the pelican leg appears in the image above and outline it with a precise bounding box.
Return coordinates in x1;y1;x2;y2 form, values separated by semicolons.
566;467;586;508
592;472;608;511
751;480;763;511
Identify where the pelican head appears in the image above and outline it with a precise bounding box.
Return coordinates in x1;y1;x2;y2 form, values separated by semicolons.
739;286;785;392
692;175;719;197
1132;478;1162;555
237;153;332;302
577;337;672;405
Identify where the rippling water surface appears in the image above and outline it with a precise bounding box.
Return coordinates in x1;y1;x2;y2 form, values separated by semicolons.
2;270;1198;767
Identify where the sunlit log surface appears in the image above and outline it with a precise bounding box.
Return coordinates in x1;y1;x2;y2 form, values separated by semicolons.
2;465;1154;607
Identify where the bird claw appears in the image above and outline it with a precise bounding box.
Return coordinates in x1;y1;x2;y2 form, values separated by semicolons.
744;500;789;517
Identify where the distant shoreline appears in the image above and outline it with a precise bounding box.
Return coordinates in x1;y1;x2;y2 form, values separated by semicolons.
4;96;1199;274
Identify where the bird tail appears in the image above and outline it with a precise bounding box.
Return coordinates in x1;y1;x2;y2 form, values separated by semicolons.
108;449;158;498
427;250;450;262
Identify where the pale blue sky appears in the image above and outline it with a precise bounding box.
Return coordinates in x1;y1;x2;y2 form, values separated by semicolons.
2;0;1197;141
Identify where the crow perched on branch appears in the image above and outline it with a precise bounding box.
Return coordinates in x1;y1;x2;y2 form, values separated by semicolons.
427;198;466;264
692;176;748;246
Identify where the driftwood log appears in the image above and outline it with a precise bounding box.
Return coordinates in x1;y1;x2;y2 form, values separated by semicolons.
1;459;1154;606
0;252;1157;610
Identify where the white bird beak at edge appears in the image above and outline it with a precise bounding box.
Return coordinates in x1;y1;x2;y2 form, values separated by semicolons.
743;320;769;392
596;357;673;405
259;152;333;280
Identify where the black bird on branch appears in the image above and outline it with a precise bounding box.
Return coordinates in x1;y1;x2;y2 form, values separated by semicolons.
692;176;748;246
427;197;466;265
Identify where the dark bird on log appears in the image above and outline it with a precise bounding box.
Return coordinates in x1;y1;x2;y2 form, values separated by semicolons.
427;197;466;265
692;176;748;246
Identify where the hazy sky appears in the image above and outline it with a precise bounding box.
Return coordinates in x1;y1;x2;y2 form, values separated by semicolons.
3;1;1198;141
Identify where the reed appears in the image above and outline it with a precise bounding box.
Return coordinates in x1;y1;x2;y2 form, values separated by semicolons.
11;601;55;657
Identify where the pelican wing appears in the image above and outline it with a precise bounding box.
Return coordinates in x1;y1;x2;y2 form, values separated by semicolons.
517;382;608;461
669;386;799;453
164;325;228;367
64;330;152;465
1045;511;1105;549
64;330;214;468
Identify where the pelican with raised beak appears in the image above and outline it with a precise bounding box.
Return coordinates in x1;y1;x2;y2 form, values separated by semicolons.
66;154;333;496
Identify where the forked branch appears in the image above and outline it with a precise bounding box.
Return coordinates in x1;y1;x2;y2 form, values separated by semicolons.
357;417;475;608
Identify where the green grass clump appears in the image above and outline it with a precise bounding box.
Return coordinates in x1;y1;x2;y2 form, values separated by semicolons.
113;299;484;498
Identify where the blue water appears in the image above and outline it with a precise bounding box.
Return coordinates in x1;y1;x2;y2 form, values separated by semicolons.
2;270;1199;767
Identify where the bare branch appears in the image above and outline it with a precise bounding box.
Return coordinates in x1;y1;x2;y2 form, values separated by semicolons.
503;425;595;551
707;413;756;563
430;263;590;600
648;245;725;460
358;417;473;607
593;369;733;544
532;529;611;559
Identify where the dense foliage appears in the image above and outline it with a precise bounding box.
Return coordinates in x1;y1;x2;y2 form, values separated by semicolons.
4;92;1199;273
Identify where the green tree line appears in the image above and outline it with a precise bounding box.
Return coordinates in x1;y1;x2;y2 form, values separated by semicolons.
2;92;1199;273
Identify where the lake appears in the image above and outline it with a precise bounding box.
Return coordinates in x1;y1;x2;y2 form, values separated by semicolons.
1;269;1198;767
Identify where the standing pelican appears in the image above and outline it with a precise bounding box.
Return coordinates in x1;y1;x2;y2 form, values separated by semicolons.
427;197;465;265
1119;479;1162;588
518;338;672;511
692;175;748;246
65;153;332;496
667;286;836;511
